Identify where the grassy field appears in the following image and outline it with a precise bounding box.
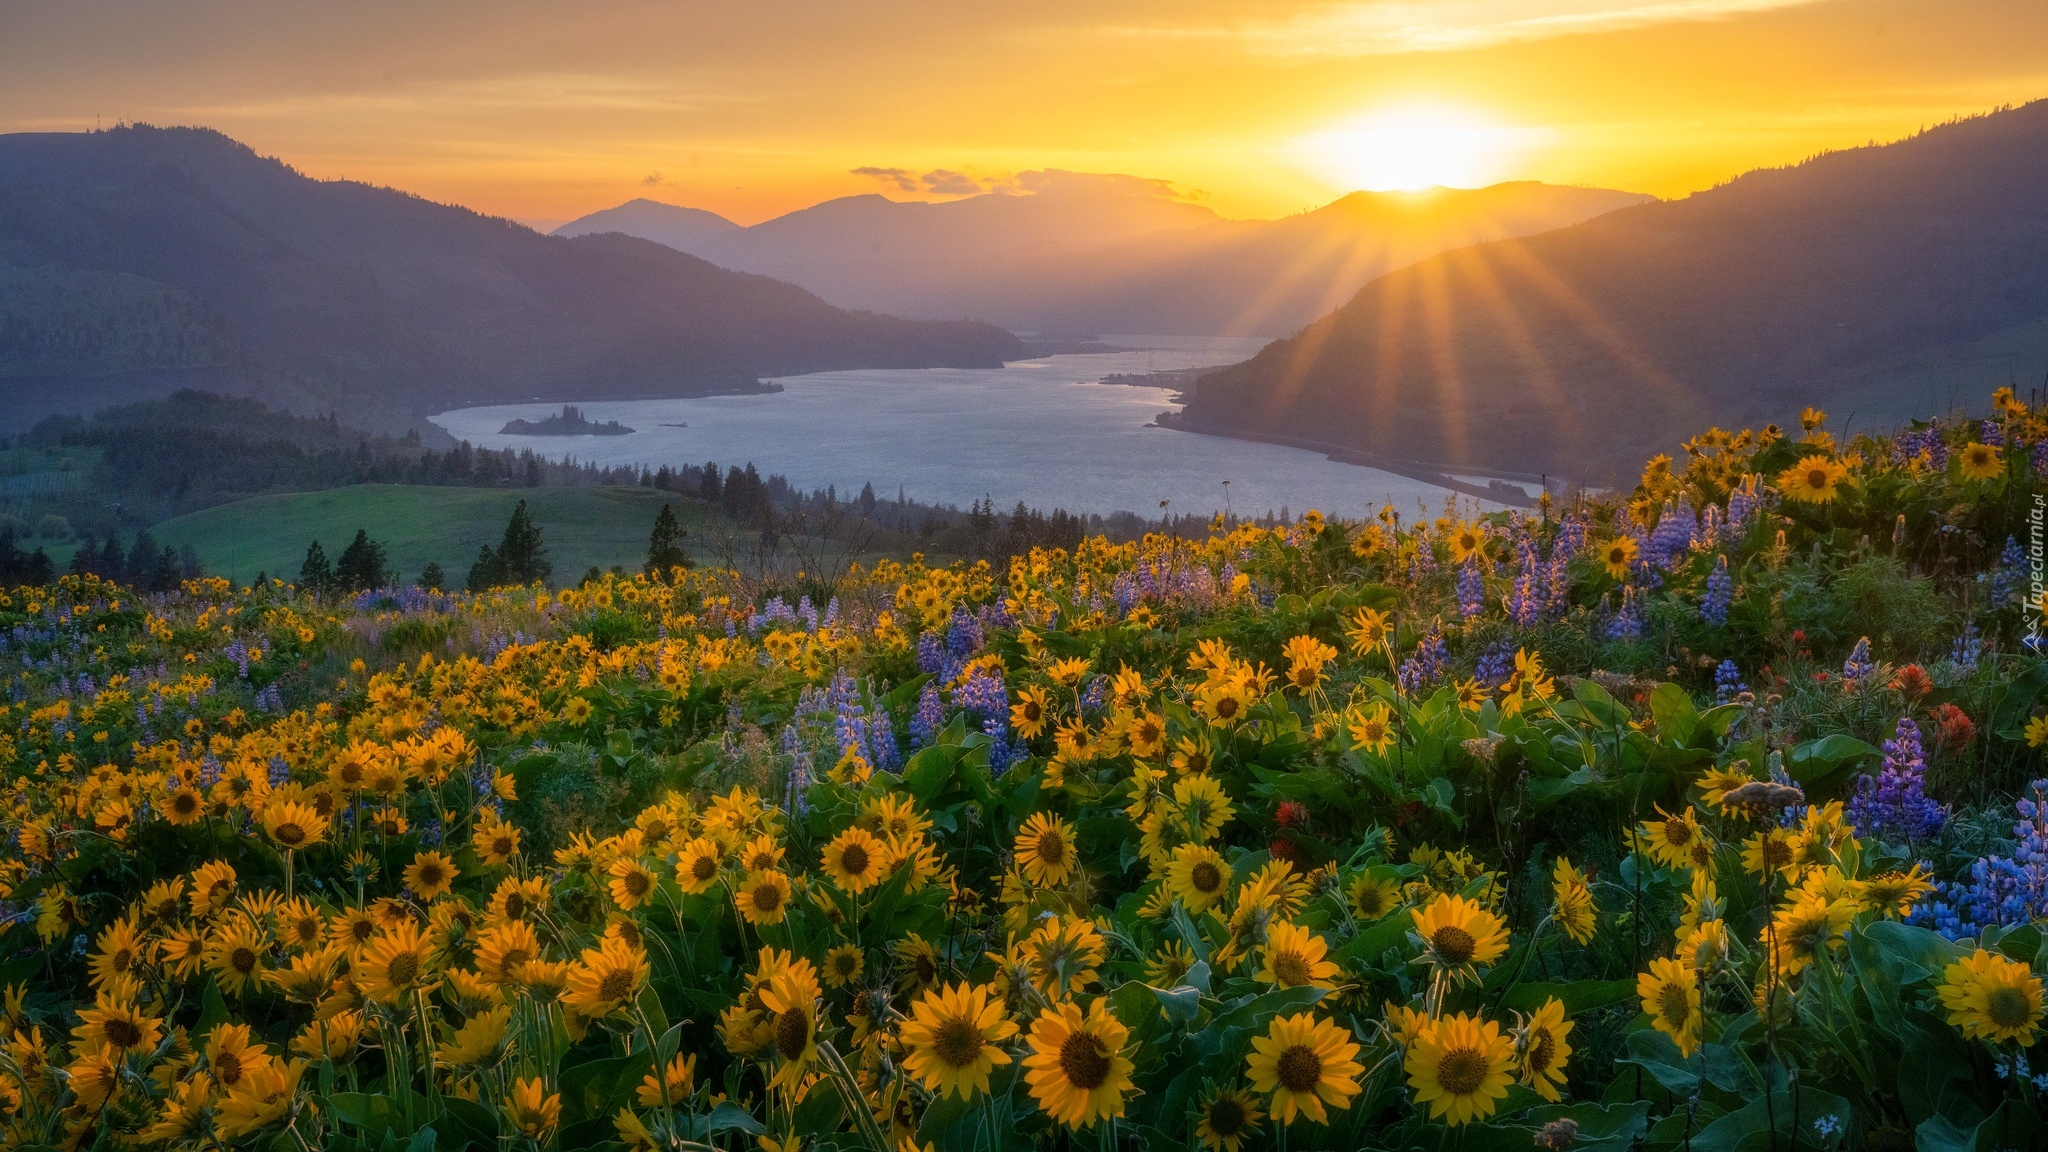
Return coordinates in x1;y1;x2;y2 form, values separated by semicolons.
153;484;713;586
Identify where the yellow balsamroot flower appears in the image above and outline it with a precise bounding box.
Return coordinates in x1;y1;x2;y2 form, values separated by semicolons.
822;943;865;989
1444;522;1486;566
357;920;438;1004
1517;998;1575;1101
1258;922;1340;990
475;919;542;986
72;988;162;1057
404;850;459;901
1957;441;2004;482
1011;686;1053;740
503;1077;561;1140
1346;606;1392;657
820;825;890;894
191;860;238;918
674;837;724;894
1599;536;1638;580
638;1053;698;1108
215;1057;308;1139
1854;864;1934;918
1937;949;2045;1046
1247;1012;1364;1125
607;858;658;911
1123;709;1167;759
1346;701;1396;756
260;799;327;850
139;1072;214;1144
899;981;1019;1100
1638;804;1707;870
474;813;522;866
736;869;794;926
1281;635;1337;693
1403;1011;1514;1126
437;1004;512;1067
1349;873;1403;922
1143;939;1199;987
1638;957;1702;1055
1766;892;1854;976
1024;916;1107;1000
1169;773;1235;841
292;1011;365;1062
758;969;822;1091
1551;858;1596;945
1740;827;1798;880
1022;997;1135;1128
1411;895;1509;975
203;915;271;998
2028;715;2048;749
1015;812;1078;887
1197;1086;1263;1152
1166;843;1232;912
1778;455;1850;503
1195;678;1253;728
87;915;152;988
564;936;650;1019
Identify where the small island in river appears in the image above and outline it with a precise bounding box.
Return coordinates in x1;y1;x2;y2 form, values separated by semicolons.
498;404;635;436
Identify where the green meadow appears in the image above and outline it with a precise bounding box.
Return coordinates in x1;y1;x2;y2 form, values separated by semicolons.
151;484;713;585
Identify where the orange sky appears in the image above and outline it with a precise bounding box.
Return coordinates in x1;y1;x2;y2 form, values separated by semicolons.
3;0;2045;226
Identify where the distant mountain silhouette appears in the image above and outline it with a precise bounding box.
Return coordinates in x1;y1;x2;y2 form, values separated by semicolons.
1175;101;2048;483
0;126;1021;435
557;173;1648;336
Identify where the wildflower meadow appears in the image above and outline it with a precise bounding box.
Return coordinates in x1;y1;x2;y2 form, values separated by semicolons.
2;389;2045;1152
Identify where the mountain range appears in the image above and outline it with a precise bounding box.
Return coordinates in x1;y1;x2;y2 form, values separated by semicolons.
0;126;1021;436
556;174;1650;336
1174;100;2048;482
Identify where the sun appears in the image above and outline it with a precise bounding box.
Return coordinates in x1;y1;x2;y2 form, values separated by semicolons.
1296;104;1548;193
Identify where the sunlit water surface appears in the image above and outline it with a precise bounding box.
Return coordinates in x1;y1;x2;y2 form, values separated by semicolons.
432;337;1480;518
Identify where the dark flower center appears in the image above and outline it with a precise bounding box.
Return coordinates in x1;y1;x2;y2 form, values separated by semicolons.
1658;983;1691;1026
1207;1097;1247;1135
775;1008;810;1060
932;1018;985;1068
1271;951;1311;987
840;844;871;877
1191;862;1222;894
1437;1046;1488;1095
104;1017;142;1048
386;952;420;987
1058;1031;1111;1090
1987;986;2033;1029
598;968;633;1002
231;947;258;975
1035;830;1066;865
1431;926;1476;965
1275;1044;1323;1093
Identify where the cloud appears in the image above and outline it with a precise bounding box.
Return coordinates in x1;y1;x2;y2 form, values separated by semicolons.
641;172;665;186
1099;0;1825;59
919;168;983;195
850;165;920;191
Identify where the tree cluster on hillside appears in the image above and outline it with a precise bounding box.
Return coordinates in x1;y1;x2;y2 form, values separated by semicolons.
298;529;391;596
27;391;646;522
63;527;201;592
467;501;551;592
0;530;55;587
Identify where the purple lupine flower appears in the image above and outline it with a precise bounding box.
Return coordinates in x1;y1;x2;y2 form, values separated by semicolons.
1473;641;1514;690
1845;717;1946;844
1713;659;1747;703
1912;779;2048;939
1602;586;1644;642
1700;555;1732;627
908;681;946;749
1456;560;1485;619
1397;624;1448;694
1841;636;1873;685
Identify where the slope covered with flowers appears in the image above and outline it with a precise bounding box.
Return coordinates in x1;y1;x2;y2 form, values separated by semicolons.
1;390;2044;1152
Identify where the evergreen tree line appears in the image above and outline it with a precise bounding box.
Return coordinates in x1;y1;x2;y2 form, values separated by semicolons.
60;527;203;591
294;499;694;597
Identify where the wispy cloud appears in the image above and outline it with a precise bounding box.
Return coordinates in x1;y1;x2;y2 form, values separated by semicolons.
171;73;741;120
1102;0;1825;58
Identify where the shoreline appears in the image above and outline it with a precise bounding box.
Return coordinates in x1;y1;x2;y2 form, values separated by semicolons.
1152;413;1567;509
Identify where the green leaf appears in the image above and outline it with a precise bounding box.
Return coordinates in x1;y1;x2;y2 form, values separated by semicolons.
1153;983;1203;1026
1785;734;1881;788
1497;979;1636;1015
195;977;231;1037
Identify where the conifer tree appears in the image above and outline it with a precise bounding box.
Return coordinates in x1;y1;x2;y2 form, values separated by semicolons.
645;503;690;577
299;541;333;593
